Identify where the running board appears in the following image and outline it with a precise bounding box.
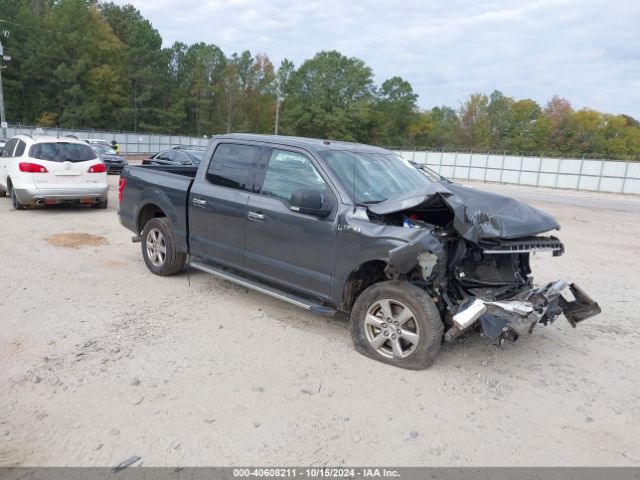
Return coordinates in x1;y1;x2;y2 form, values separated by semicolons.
189;261;337;315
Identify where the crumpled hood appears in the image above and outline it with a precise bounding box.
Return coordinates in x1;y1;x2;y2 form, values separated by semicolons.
368;181;560;243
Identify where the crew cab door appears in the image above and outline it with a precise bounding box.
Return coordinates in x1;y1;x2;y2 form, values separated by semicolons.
188;142;262;269
244;148;336;301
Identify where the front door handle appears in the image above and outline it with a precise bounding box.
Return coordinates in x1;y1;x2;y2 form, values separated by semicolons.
192;198;207;207
248;211;264;221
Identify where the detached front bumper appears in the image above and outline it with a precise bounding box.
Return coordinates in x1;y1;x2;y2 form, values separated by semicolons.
447;280;601;343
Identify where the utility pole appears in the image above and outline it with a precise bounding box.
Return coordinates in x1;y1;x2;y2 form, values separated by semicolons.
275;95;284;135
274;95;284;135
0;39;9;140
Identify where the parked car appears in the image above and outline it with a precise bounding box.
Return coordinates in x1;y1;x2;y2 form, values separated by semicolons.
0;134;108;209
91;144;128;173
0;139;6;151
117;134;600;369
142;149;203;166
172;144;206;150
84;138;112;148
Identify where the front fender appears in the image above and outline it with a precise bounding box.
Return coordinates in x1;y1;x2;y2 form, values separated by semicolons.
329;209;445;308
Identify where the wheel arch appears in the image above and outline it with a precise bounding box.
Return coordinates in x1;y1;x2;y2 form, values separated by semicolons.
136;202;167;234
340;259;389;312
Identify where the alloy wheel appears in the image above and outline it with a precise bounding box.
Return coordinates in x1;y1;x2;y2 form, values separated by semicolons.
364;299;421;359
146;228;167;266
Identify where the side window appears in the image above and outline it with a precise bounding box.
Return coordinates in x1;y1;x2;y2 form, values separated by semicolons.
1;139;17;157
260;149;327;204
174;152;189;164
207;143;260;191
14;140;26;157
156;151;173;161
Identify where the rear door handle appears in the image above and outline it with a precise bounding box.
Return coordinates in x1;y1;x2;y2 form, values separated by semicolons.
192;198;207;207
248;211;264;221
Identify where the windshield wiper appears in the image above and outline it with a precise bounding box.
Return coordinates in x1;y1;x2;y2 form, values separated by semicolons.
410;162;451;183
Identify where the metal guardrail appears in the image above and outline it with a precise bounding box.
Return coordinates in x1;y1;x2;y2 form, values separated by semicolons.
393;149;640;195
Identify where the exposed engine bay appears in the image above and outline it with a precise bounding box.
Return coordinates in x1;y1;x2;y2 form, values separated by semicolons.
366;187;601;345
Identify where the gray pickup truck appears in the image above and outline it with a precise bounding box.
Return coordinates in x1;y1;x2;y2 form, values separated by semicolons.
118;134;600;369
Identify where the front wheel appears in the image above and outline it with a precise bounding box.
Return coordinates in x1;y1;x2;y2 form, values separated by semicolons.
141;217;187;276
350;280;444;370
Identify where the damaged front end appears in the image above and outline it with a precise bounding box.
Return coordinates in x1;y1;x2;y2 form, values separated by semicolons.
367;184;601;346
448;280;601;344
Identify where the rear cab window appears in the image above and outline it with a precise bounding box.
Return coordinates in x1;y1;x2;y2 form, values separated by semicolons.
30;142;98;163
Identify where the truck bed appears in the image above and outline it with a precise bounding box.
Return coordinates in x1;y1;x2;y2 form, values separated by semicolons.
118;164;199;252
129;164;199;178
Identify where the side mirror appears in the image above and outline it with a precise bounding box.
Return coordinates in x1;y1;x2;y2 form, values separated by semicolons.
290;189;331;218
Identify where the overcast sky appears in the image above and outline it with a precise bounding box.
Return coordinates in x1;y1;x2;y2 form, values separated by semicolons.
117;0;640;119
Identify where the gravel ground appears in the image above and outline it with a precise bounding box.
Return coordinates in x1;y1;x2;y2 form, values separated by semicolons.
1;176;639;467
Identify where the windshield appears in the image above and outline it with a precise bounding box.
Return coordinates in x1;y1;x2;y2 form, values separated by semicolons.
30;142;98;162
184;150;203;165
92;145;118;155
320;151;433;204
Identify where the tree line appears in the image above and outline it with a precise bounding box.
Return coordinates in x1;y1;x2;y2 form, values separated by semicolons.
1;0;639;159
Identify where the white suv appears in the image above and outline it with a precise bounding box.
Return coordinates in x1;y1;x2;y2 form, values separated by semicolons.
0;134;109;209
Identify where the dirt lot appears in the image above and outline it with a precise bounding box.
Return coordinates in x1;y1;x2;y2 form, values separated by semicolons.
1;176;639;467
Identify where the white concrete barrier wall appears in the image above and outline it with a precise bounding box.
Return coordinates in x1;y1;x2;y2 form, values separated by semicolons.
394;150;640;195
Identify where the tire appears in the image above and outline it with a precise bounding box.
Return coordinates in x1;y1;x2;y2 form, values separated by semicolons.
92;199;108;209
141;217;186;276
350;280;444;370
10;185;24;210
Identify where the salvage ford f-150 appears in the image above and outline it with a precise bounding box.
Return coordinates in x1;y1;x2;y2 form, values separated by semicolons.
118;134;600;369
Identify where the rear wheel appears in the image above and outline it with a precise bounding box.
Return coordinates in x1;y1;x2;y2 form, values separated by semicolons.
92;199;108;209
141;217;186;276
10;185;24;210
350;280;444;370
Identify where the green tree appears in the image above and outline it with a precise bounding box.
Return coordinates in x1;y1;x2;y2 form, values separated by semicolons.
100;2;166;131
283;50;374;141
245;53;276;133
487;90;513;149
503;99;541;153
459;93;490;149
46;0;127;128
1;1;639;157
543;95;573;154
371;76;418;145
